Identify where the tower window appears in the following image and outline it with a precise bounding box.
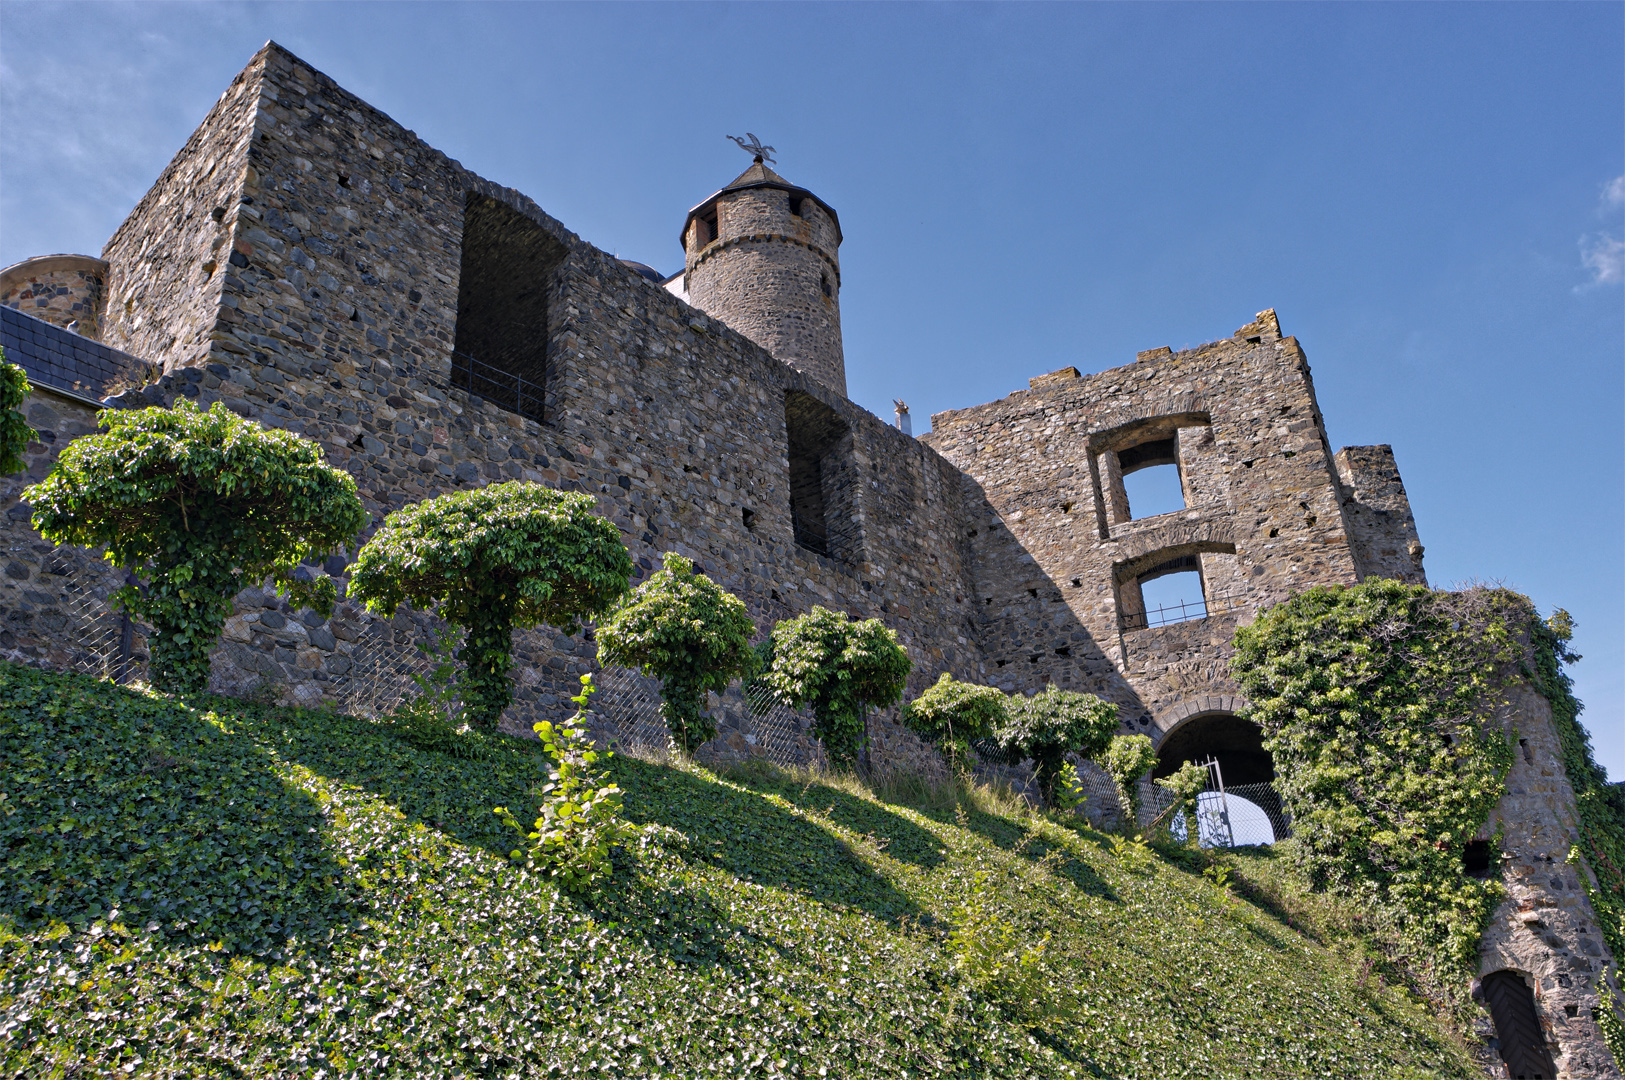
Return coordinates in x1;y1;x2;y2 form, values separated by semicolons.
452;193;567;424
820;272;832;298
700;212;719;246
1118;436;1185;519
789;196;805;218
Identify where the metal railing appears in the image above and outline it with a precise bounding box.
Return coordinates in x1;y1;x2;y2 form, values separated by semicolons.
1120;588;1245;631
450;349;546;424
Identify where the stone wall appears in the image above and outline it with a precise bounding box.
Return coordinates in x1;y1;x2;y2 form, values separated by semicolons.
922;310;1373;738
0;254;110;339
59;43;985;761
1478;682;1621;1078
1334;444;1428;585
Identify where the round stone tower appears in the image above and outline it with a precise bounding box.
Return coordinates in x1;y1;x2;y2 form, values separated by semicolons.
682;158;846;395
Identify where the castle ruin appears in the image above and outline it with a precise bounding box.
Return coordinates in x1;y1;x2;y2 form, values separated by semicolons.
0;43;1615;1077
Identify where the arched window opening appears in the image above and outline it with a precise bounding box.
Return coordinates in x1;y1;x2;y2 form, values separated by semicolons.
1478;971;1557;1079
1115;542;1237;632
453;194;567;424
1136;556;1205;628
1118;436;1184;519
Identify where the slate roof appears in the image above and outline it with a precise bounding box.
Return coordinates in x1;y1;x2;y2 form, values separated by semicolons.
1;305;155;402
682;161;842;246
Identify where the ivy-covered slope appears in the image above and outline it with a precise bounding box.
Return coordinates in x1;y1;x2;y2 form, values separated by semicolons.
0;663;1478;1079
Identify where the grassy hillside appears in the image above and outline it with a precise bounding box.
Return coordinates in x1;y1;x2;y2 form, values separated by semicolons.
0;662;1478;1079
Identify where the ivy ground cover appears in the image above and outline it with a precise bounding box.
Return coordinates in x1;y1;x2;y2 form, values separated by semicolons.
0;663;1477;1078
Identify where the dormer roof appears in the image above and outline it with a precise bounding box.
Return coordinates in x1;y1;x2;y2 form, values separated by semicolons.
681;161;842;247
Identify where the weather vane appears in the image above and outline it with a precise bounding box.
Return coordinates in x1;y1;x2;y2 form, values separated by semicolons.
727;133;776;165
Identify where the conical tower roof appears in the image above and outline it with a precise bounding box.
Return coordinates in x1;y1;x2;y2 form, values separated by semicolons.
681;159;841;246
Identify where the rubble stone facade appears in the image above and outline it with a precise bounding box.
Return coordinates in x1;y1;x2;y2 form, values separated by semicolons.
0;42;1615;1075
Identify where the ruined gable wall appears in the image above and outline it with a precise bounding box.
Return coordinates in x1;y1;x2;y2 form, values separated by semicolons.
98;52;265;373
92;43;983;751
1334;444;1428;585
923;323;1363;740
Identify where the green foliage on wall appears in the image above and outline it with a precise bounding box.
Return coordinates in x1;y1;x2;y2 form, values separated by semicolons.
349;481;632;731
0;348;36;475
1102;734;1158;819
752;605;911;767
997;685;1120;805
902;673;1009;763
596;552;757;753
24;401;366;692
1230;580;1536;974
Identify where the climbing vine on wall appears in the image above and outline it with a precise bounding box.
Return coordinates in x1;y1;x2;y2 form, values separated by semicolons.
1231;580;1531;975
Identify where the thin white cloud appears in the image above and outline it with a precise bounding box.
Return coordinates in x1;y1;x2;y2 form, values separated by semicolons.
1579;175;1624;286
1582;234;1624;285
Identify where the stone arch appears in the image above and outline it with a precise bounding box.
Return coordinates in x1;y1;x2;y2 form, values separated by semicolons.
1150;700;1274;785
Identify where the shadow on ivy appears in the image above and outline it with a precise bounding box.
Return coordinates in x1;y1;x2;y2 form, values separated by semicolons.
708;762;949;871
908;802;1120;902
612;756;924;925
0;666;361;957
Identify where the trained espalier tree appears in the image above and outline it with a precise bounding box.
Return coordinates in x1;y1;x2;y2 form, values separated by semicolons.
1102;734;1158;822
753;605;911;767
596;552;756;753
349;482;632;731
995;685;1120;805
1230;580;1532;972
1;348;36;475
902;673;1009;764
25;401;366;693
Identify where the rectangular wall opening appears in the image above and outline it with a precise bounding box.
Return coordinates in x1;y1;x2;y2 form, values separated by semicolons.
452;193;569;424
1118;436;1185;519
786;390;858;561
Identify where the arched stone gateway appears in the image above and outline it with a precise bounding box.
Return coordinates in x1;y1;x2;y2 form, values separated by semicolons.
1151;698;1269;784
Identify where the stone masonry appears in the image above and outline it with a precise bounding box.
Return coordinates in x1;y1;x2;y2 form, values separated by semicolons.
0;41;1614;1075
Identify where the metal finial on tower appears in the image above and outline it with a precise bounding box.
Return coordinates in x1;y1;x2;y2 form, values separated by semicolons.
727;133;776;165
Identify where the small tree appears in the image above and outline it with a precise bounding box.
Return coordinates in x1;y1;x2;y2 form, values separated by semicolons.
996;685;1119;805
1102;734;1159;823
349;481;632;731
25;400;366;692
596;552;756;753
902;673;1009;765
1;348;37;475
1156;761;1209;843
753;605;911;768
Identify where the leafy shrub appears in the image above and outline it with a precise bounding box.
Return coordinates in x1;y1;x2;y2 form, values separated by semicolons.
1;348;35;474
996;685;1119;805
1230;580;1527;972
24;401;366;692
1102;734;1158;821
1155;761;1208;841
948;869;1055;1029
752;605;911;767
902;672;1008;763
494;675;632;893
1048;761;1090;815
596;552;756;753
385;630;488;758
349;481;632;730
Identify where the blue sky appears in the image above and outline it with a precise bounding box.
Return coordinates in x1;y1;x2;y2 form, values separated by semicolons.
3;2;1621;773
